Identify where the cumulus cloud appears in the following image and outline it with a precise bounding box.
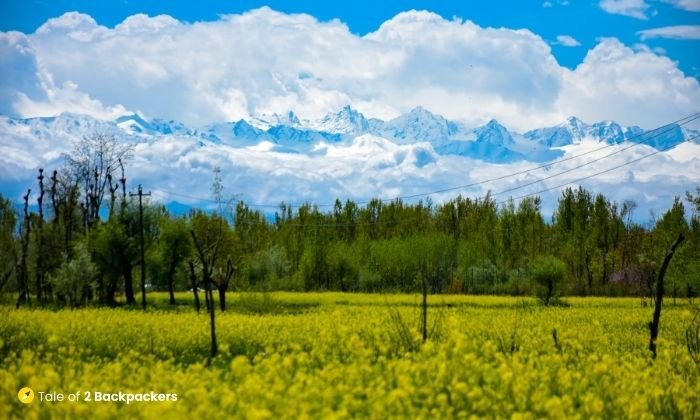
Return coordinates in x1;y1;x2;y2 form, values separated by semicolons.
554;35;581;47
0;32;46;115
0;8;698;132
558;38;700;129
599;0;650;19
0;21;128;120
638;25;700;40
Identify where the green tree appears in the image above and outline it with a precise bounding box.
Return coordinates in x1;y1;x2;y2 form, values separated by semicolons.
531;256;566;306
50;241;97;307
652;197;689;303
190;211;237;311
155;217;193;304
685;188;700;301
88;201;160;306
89;217;137;306
0;194;17;293
553;187;593;295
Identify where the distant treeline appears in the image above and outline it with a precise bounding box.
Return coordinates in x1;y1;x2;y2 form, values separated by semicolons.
0;135;698;308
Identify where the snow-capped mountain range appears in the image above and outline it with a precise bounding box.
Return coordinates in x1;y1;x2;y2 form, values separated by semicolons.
1;106;699;219
131;106;698;158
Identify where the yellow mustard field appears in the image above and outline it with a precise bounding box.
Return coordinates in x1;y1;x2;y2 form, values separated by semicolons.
1;293;698;419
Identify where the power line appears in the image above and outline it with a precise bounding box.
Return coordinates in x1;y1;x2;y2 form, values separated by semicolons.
285;134;697;228
176;135;697;229
152;113;699;208
489;130;693;199
348;113;700;205
501;134;699;205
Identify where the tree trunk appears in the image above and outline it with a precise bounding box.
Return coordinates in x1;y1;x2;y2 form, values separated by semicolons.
648;233;685;359
16;200;31;309
167;262;177;305
216;259;235;312
218;285;226;312
206;283;217;360
585;253;593;295
190;231;217;362
188;261;200;312
124;263;136;305
602;252;608;286
0;266;13;292
204;282;210;311
102;274;118;307
421;274;428;343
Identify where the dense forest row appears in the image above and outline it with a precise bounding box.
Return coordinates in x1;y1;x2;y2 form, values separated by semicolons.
0;135;698;308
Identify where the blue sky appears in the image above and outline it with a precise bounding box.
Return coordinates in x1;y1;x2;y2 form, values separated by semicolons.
2;0;699;77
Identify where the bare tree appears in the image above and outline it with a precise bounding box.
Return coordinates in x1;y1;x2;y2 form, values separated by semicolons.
648;233;685;359
65;133;133;227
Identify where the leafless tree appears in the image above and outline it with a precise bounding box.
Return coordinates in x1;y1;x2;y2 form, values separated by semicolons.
64;133;133;227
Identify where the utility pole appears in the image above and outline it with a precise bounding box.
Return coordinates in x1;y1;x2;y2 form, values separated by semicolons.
130;184;151;310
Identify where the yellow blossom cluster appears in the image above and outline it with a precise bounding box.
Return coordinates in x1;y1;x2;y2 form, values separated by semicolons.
0;293;697;418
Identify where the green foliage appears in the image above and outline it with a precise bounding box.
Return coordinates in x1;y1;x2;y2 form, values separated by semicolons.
152;217;193;301
89;217;137;305
367;233;456;293
686;307;700;364
242;246;290;288
0;194;17;293
6;162;700;307
49;241;98;307
531;255;566;306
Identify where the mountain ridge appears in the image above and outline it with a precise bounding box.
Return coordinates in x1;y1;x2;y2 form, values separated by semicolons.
3;106;696;165
226;107;699;159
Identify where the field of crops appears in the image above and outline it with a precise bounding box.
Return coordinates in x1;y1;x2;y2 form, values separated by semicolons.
1;292;698;419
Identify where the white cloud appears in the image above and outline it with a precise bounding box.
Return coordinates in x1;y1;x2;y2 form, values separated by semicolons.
554;35;581;47
0;29;127;120
638;25;700;40
558;38;700;129
599;0;650;19
1;114;698;222
0;8;698;132
633;43;668;55
661;0;700;12
543;1;553;7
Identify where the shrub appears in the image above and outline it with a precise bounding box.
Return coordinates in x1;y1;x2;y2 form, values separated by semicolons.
531;256;566;306
50;242;98;307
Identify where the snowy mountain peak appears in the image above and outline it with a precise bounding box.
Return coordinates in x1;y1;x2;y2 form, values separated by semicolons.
311;105;370;134
564;116;589;137
286;111;301;126
1;108;695;187
628;123;686;149
381;106;460;145
589;120;625;144
524;116;589;147
257;111;302;128
115;113;193;136
115;113;147;126
565;115;585;125
474;119;513;145
232;119;263;138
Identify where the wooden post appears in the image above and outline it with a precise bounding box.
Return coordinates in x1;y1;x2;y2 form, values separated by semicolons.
130;185;151;310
